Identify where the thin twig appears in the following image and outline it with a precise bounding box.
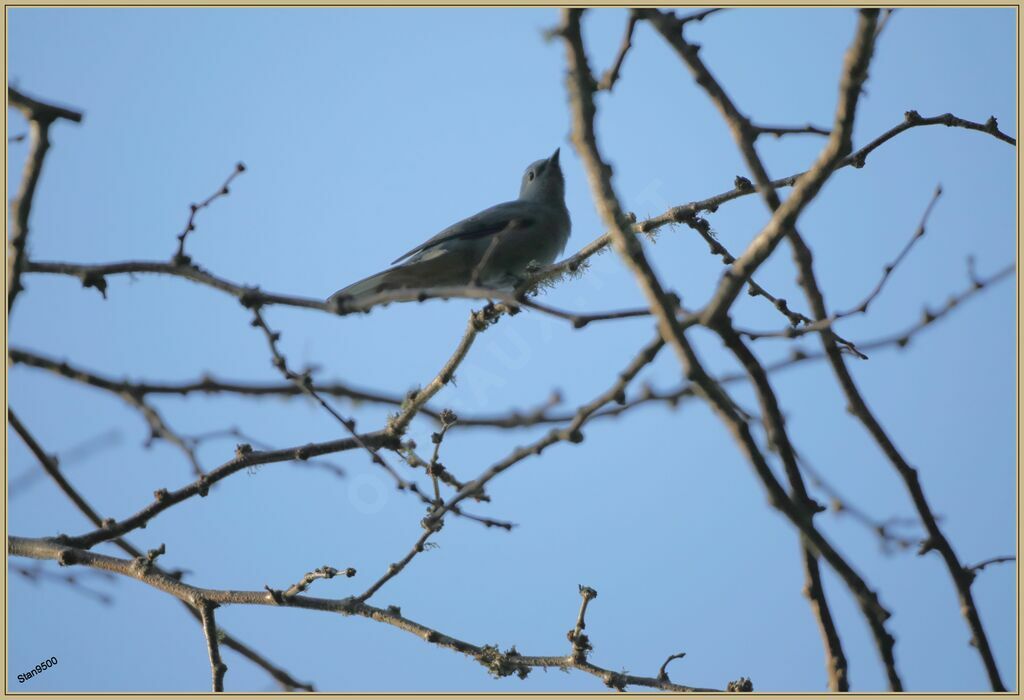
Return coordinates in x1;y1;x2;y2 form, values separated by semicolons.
13;562;115;605
751;123;831;139
173;162;246;265
427;409;458;509
835;184;943;318
737;185;945;344
966;556;1015;577
596;10;638;91
355;525;440;603
794;449;923;554
8;347;204;474
275;565;357;600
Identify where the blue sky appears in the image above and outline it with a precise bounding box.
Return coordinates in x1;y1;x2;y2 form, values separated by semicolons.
6;7;1016;692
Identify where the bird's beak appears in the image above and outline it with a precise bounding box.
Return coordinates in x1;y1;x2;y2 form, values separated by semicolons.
549;147;561;166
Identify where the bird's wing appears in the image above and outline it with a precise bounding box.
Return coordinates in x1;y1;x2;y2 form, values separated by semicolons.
390;200;535;265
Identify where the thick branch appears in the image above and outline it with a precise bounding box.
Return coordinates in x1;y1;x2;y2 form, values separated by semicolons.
7;87;83;313
198;600;228;692
694;9;879;323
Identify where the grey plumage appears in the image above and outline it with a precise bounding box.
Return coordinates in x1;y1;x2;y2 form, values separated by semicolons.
330;149;571;304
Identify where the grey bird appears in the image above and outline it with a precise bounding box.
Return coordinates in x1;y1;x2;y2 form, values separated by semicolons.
330;149;571;304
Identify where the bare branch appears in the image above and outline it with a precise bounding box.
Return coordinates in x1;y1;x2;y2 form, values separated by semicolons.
385;305;499;436
567;585;598;662
9;536;724;692
965;556;1015;578
8;346;410;413
834;184;943;317
8;86;84;123
273;565;357;601
596;10;638;91
692;9;880;324
186;426;347;479
7;87;83;313
736;185;946;344
356;525;440;603
657;652;686;682
13;562;115;606
423;330;666;529
198;600;228;692
795;450;923;554
250;306;407;488
751;123;831;139
59;430;394;550
793;250;1009;690
427;409;458;508
717;329;851;692
23;103;1011;326
560;9;901;690
8;408;314;691
173;162;246;266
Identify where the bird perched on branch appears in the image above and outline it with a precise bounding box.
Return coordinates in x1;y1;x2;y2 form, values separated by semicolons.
330;148;571;305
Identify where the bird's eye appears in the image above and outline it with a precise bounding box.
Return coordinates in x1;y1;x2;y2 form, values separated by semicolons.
527;171;535;181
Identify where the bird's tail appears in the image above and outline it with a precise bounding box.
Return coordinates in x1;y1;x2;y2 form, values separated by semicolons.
329;258;460;305
329;268;397;303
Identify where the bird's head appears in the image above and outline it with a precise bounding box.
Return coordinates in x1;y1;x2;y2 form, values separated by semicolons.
519;148;565;204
